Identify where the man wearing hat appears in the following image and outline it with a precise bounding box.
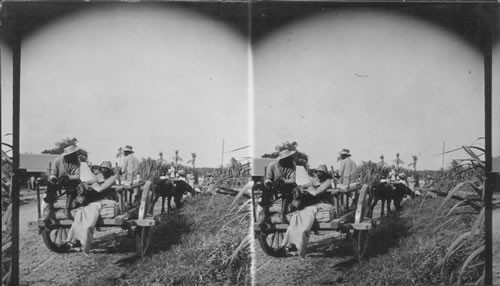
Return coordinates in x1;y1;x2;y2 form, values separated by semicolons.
338;148;357;188
45;145;82;221
261;149;297;224
121;145;140;181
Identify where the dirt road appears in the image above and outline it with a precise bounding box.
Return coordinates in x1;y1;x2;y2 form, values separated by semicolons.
253;205;387;285
254;231;355;285
19;191;162;286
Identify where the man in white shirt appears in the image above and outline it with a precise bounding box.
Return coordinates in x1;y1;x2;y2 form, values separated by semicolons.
121;145;140;181
338;148;357;189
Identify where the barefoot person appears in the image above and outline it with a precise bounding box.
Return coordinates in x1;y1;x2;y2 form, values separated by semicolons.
44;145;81;221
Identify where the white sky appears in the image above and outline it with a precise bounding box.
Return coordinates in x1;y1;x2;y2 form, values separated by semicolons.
1;5;248;167
1;6;499;170
254;9;490;170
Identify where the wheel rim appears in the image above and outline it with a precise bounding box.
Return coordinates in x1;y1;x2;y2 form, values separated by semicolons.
352;184;371;261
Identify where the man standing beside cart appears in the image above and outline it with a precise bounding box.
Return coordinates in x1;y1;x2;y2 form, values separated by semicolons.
44;145;81;221
260;149;297;224
121;145;140;181
338;148;357;189
121;145;140;203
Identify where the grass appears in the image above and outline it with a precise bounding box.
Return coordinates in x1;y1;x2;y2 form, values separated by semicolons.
341;195;480;286
79;194;251;286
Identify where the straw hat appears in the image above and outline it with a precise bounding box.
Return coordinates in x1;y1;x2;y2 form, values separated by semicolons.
62;145;80;156
123;145;134;153
339;149;351;156
277;150;296;160
315;164;329;174
100;161;113;170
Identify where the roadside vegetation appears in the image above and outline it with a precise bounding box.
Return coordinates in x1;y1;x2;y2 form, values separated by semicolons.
342;142;485;286
1;137;13;286
79;156;251;286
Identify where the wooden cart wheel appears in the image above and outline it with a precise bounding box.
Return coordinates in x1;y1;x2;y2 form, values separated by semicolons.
257;231;286;257
352;184;372;261
139;181;154;219
41;227;70;253
135;226;153;258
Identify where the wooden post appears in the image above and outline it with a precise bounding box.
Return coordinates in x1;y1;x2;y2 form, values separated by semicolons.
36;181;41;219
10;20;22;285
221;139;224;167
115;163;121;185
442;141;445;171
331;166;337;189
347;174;352;206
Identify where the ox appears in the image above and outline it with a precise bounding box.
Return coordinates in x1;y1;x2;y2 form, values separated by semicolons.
369;182;414;217
151;177;194;214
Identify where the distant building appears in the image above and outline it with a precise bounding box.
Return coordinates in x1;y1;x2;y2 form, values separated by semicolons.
19;153;60;186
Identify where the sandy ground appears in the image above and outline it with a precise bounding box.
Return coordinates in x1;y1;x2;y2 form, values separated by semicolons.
18;190;170;286
254;231;355;285
253;204;386;285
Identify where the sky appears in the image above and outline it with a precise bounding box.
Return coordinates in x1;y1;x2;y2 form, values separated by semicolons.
1;4;249;167
1;6;499;170
253;8;491;171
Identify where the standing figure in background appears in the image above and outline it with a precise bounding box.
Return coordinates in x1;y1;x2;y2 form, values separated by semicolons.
115;147;124;174
121;145;140;203
29;176;35;190
338;148;357;189
121;145;140;181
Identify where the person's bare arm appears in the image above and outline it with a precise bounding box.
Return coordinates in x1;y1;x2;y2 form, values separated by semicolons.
306;179;332;196
91;176;116;192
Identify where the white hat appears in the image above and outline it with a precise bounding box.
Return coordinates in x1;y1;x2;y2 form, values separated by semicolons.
277;150;296;160
62;145;80;156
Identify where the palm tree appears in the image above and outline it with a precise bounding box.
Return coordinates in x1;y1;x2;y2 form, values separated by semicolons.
187;152;196;169
393;153;404;170
378;154;388;166
158;152;167;165
171;150;183;166
408;155;418;172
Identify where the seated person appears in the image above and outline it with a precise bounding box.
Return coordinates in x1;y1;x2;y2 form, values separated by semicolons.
85;161;118;203
45;145;81;221
65;161;118;255
293;164;337;210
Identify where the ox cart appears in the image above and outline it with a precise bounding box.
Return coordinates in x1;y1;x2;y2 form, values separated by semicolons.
28;175;158;258
251;159;375;260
